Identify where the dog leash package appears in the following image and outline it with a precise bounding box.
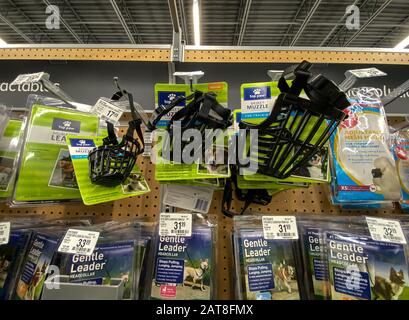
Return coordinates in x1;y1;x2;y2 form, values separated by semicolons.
232;216;304;300
66;135;150;205
11;97;100;206
47;224;141;300
330;87;400;204
0;110;27;201
149;213;217;300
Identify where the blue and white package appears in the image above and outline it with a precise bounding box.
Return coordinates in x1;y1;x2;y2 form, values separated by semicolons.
330;87;400;203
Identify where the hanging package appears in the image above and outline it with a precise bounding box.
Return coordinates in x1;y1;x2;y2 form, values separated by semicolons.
88;91;145;187
11;96;100;205
239;60;350;180
232;215;304;300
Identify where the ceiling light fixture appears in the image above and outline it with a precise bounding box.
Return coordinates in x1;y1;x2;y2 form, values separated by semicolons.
193;0;201;46
395;35;409;49
0;38;7;47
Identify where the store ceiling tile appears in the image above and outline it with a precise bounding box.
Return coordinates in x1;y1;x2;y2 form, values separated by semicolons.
0;0;407;47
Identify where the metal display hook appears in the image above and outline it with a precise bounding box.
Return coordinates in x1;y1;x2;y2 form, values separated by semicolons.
174;71;204;91
338;67;387;91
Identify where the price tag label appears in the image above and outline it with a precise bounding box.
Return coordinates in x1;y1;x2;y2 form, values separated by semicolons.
163;185;213;214
159;213;192;237
11;72;45;86
349;68;386;79
58;229;100;256
262;216;298;240
0;222;10;245
366;217;407;244
91;98;124;124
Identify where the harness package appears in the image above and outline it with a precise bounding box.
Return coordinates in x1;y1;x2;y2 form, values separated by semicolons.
233;216;303;300
12;98;100;205
149;213;216;300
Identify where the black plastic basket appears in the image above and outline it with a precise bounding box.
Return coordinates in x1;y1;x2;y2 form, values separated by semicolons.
88;90;144;187
89;120;142;187
150;90;232;164
239;61;350;179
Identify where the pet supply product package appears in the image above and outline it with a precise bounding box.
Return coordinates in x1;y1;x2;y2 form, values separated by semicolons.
66;135;150;205
330;87;400;203
13;229;61;300
391;128;409;211
239;82;331;184
0;104;10;139
149;213;216;300
325;229;409;300
233;215;303;300
12;102;100;205
297;216;365;300
0;226;32;300
0;112;26;201
234;108;330;186
43;222;141;300
153;82;231;182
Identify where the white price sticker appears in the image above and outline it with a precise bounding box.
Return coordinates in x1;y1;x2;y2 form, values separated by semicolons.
262;216;298;240
58;229;100;256
0;222;10;245
163;185;213;213
159;213;192;237
11;72;45;86
91;98;124;124
142;131;152;157
349;68;386;79
366;217;407;244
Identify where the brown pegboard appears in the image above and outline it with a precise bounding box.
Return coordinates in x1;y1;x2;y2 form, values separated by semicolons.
0;113;407;299
0;47;170;62
184;48;409;64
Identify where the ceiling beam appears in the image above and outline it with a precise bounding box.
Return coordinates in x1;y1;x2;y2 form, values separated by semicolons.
6;0;53;43
0;13;34;43
178;0;189;45
62;0;98;43
342;0;392;46
120;0;143;44
319;0;360;46
280;0;307;46
289;0;322;46
109;0;136;44
42;0;83;43
372;14;409;48
237;0;252;45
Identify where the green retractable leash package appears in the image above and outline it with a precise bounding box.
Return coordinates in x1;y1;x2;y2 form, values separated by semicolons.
67;90;149;205
151;82;232;183
12;96;100;206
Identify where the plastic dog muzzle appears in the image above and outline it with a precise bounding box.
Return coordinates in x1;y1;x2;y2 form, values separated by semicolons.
239;60;350;179
89;92;144;187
